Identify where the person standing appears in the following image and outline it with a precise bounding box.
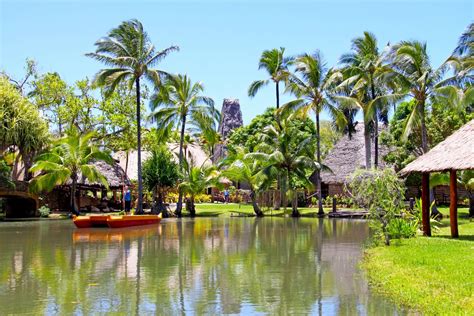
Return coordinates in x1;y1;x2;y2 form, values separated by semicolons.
124;188;132;213
224;189;230;204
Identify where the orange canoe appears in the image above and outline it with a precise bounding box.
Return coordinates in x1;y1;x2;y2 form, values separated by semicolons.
106;215;161;228
73;215;110;228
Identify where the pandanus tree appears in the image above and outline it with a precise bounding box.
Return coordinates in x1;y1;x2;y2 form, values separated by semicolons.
280;51;345;215
339;32;396;167
29;130;113;215
248;47;293;109
86;19;179;214
150;74;215;216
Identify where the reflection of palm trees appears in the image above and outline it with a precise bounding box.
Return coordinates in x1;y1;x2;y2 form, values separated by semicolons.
0;219;400;314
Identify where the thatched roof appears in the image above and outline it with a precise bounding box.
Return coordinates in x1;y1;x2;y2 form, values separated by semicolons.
71;160;130;189
320;123;390;185
114;143;211;181
401;119;474;174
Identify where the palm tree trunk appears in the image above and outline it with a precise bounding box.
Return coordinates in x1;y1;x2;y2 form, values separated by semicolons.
364;118;372;169
419;99;428;153
316;111;324;216
176;115;187;216
282;168;289;214
371;82;379;169
186;195;196;217
136;77;144;214
275;81;280;109
71;174;79;215
291;189;300;217
250;190;264;217
469;192;474;218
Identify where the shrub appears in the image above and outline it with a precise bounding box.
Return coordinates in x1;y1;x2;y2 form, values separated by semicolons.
387;217;418;239
38;205;50;218
348;168;406;246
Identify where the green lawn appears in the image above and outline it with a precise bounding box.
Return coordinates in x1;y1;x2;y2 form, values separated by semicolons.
364;207;474;315
189;203;335;217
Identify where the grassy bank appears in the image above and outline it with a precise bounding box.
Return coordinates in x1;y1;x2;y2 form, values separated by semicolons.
364;207;474;315
190;203;336;217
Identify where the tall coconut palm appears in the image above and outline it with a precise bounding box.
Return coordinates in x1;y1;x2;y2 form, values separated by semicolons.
150;74;215;216
29;130;113;215
248;47;293;109
389;41;448;153
86;19;179;214
339;32;395;167
280;52;345;215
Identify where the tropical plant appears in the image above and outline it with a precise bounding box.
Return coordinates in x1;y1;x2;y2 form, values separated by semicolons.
248;47;293;109
0;158;14;189
179;163;222;217
348;168;406;246
190;109;221;160
142;146;180;217
150;74;215;215
86;19;179;214
0;76;49;181
280;51;345;215
251;117;319;217
221;147;269;216
388;40;456;153
338;32;399;167
29;130;113;215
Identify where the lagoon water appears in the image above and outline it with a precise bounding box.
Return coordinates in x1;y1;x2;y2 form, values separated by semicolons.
0;218;402;315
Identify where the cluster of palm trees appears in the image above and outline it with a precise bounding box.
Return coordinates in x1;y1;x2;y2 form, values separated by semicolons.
243;24;472;216
86;19;218;215
27;20;472;217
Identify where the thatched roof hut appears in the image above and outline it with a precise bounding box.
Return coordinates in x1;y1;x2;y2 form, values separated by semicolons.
71;160;130;189
114;143;210;181
401;119;474;174
400;119;474;238
319;123;390;187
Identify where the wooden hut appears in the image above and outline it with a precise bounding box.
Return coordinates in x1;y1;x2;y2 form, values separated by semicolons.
42;160;130;212
401;119;474;238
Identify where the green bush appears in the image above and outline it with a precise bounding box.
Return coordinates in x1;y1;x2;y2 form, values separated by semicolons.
38;205;50;218
348;168;406;246
387;217;418;239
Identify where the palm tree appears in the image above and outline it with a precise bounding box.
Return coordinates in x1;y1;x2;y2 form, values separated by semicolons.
453;22;473;57
221;147;269;217
251;118;319;217
190;109;221;161
248;47;293;109
389;41;448;153
280;52;345;215
150;74;215;215
29;130;113;215
339;32;395;167
179;163;222;217
86;19;179;214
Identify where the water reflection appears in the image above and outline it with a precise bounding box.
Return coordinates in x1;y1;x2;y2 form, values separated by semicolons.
0;218;401;315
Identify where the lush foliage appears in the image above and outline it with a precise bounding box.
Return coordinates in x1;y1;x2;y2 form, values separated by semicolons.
29;130;113;214
0;76;49;180
348;168;407;245
142;146;180;215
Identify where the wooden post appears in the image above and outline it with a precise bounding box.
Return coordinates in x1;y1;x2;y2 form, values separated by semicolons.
409;198;414;211
421;173;431;237
450;169;459;238
332;197;337;213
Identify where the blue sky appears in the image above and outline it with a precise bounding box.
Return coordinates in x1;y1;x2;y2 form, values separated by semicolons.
1;0;472;124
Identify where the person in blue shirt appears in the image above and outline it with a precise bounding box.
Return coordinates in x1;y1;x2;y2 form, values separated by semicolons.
124;188;132;213
224;189;229;204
